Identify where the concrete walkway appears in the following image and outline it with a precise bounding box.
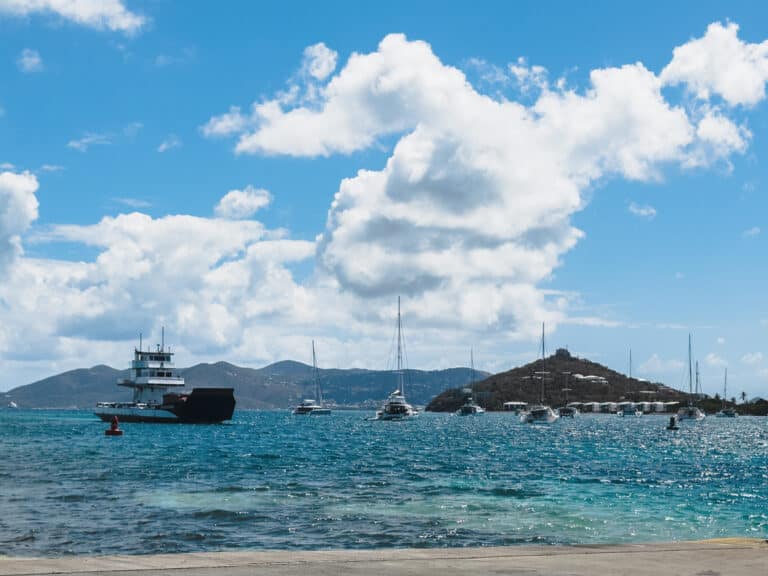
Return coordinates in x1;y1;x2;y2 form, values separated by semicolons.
1;538;766;576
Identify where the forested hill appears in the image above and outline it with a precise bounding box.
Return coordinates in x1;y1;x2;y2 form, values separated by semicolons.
4;361;486;410
426;348;687;411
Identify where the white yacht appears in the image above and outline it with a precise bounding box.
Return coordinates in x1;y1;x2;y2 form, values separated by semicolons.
523;323;558;424
557;405;578;418
377;389;417;420
617;402;642;417
7;400;18;409
524;404;559;423
375;297;417;421
457;402;485;416
677;335;705;422
715;368;738;418
457;351;485;416
502;401;528;414
457;391;485;416
293;341;331;415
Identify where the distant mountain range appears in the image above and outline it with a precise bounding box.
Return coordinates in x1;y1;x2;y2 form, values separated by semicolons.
427;348;687;411
3;360;486;410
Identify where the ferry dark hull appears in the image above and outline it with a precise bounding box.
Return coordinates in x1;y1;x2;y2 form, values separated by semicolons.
95;387;236;424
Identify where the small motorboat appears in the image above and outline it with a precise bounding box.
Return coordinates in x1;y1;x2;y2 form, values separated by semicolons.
523;405;559;424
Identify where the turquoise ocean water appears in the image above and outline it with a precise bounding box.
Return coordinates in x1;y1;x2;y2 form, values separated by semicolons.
0;409;766;556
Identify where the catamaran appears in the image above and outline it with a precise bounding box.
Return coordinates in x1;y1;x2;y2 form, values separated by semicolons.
715;368;738;417
375;297;417;420
293;340;331;415
523;323;559;424
677;334;705;421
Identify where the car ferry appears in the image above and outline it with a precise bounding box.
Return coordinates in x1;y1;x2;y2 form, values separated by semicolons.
95;332;235;424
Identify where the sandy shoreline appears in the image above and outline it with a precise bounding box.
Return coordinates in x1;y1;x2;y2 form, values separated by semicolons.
1;538;766;575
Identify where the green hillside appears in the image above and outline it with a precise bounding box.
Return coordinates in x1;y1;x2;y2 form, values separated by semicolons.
426;348;687;411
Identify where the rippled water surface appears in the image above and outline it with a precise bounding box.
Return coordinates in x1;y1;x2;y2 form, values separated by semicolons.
1;409;766;556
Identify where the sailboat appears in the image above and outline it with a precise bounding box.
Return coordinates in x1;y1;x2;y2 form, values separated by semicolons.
523;323;559;424
375;297;417;420
293;340;331;415
677;334;705;421
457;349;485;416
618;349;641;417
716;368;738;417
557;373;578;417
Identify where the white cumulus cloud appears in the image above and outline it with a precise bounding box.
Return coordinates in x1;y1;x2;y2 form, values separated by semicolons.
20;210;316;356
0;0;145;34
741;352;764;365
628;202;657;219
215;186;272;220
705;352;727;367
16;48;42;73
661;21;768;107
203;27;765;337
302;42;338;81
0;170;39;273
157;135;182;153
639;353;685;374
742;226;760;238
67;132;111;152
200;106;249;138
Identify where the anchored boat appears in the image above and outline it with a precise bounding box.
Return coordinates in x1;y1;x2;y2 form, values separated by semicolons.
375;297;417;421
457;350;485;416
94;331;235;424
715;368;738;418
293;341;331;415
677;334;705;422
523;323;559;424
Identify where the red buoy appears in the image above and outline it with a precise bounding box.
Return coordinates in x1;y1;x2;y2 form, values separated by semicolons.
105;415;123;436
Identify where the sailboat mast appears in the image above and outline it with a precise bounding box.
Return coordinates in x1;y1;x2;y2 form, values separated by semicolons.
695;361;700;396
397;296;404;394
312;340;321;404
541;322;545;403
629;348;632;379
470;348;475;386
688;334;694;400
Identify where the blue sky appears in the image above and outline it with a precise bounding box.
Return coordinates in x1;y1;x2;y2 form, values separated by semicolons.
1;0;768;400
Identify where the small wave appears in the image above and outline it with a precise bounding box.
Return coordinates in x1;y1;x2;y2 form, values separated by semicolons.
48;493;89;502
191;509;252;521
250;453;281;460
2;532;36;543
486;486;544;498
211;485;270;494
